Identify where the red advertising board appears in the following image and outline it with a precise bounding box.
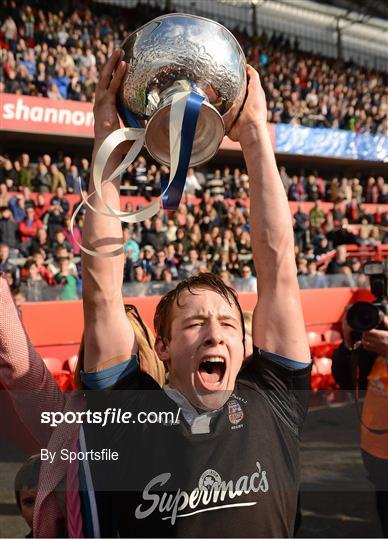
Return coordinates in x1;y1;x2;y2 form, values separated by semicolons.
0;93;275;149
0;93;94;137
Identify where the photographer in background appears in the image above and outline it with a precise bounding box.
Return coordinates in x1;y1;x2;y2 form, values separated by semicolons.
332;262;388;537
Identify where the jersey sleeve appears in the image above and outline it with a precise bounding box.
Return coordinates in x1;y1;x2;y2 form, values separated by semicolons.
80;356;139;390
242;346;312;436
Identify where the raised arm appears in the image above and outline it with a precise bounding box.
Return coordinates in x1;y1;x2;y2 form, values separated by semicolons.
229;66;310;363
82;49;137;372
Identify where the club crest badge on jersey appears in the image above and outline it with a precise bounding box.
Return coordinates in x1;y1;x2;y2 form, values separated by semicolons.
228;399;244;425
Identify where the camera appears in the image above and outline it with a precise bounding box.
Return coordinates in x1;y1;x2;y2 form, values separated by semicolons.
347;261;387;333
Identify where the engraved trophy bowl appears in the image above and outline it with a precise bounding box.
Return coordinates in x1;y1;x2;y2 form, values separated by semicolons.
118;13;247;167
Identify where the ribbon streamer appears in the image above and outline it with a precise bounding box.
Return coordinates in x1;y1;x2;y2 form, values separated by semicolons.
71;90;204;257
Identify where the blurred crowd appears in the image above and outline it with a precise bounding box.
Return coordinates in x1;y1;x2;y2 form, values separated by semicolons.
0;1;387;303
1;151;387;204
0;150;387;303
0;0;386;133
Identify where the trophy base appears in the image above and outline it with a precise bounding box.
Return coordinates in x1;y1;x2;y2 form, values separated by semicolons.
145;99;225;168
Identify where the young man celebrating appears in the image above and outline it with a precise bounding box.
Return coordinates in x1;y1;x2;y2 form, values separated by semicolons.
81;49;311;537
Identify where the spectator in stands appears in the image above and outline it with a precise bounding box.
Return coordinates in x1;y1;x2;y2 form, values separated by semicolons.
0;242;19;283
47;246;77;277
30;227;50;256
79;158;90;191
207;170;226;198
34;194;50;221
288;176;305;201
331;201;345;224
14;455;42;538
212;250;230;275
8;194;26;224
159;268;175;293
0;185;10;208
309;200;326;236
239;264;257;293
226;250;242;277
33;163;51;193
141;217;169;252
305;175;321;201
20;258;49;301
31;249;53;285
123;228;140;263
345;197;364;223
0;206;18;250
130;265;150;296
51;229;72;254
338;178;352;204
65;164;81;194
304;260;327;289
17;153;32;190
150;249;170;281
50;187;70;214
47;201;66;242
54;256;78;300
365;177;378;204
184;168;202;195
1;15;17;53
50;164;66;193
165;243;180;270
133;156;148;196
314;235;332;259
293;205;309;252
351;178;363;203
60;156;72;179
18;206;43;254
60;214;81;256
376;176;388;204
179;247;202;279
326;245;350;275
139;245;155;277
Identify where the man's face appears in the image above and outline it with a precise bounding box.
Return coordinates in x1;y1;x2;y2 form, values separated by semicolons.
56;232;65;244
188;250;197;264
19;488;36;530
0;245;9;260
157;289;244;411
242;266;251;279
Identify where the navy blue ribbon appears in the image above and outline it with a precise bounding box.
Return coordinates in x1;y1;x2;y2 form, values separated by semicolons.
116;97;147;129
162;91;204;210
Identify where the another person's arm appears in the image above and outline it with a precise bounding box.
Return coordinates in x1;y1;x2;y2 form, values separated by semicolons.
230;66;310;363
362;316;388;356
0;275;65;446
82;50;137;372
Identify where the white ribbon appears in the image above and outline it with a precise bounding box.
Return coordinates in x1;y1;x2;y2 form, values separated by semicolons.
71;91;191;257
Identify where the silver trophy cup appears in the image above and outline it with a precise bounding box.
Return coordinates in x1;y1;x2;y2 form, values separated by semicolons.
118;13;247;167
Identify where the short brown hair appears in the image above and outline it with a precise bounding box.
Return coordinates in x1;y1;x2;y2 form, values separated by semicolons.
14;455;41;509
154;273;245;343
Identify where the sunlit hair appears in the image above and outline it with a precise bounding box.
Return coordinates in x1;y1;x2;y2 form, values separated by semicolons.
243;311;253;337
74;304;165;388
154;272;246;346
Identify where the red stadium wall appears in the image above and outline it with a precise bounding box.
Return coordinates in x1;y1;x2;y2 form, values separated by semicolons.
20;287;375;360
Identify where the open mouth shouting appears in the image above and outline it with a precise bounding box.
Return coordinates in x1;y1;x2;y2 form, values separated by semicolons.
198;356;227;390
